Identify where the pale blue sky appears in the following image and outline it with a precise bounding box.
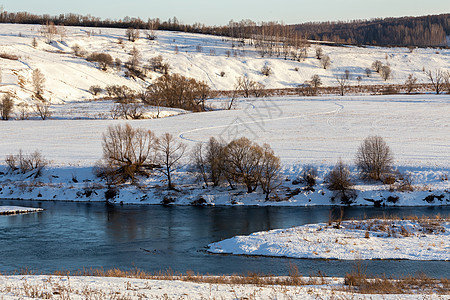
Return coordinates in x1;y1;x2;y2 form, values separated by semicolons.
2;0;449;25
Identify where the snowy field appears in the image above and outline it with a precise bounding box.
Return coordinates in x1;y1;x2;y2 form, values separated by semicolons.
208;218;450;260
0;205;43;215
0;275;447;299
0;94;449;206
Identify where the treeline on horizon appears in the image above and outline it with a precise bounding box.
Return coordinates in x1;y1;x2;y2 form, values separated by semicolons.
0;10;448;47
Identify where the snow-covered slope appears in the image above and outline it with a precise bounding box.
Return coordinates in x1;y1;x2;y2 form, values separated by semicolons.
0;23;449;105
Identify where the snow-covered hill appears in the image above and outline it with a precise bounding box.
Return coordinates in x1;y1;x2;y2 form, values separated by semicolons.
0;23;448;105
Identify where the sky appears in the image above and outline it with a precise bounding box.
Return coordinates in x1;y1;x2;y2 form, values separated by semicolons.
2;0;449;26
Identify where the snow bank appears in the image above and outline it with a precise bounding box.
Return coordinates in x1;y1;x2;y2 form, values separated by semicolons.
208;219;450;260
0;206;43;215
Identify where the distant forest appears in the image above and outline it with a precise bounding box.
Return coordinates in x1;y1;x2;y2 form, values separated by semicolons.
0;10;448;47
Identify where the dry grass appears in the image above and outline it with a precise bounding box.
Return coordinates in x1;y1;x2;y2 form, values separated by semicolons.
344;262;449;295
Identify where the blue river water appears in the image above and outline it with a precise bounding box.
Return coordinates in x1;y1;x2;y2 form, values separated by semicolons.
0;199;448;278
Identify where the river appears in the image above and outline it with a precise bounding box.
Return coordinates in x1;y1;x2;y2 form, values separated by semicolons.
1;199;448;277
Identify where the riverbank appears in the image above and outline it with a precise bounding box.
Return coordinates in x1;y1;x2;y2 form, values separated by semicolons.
0;271;447;299
0;164;448;207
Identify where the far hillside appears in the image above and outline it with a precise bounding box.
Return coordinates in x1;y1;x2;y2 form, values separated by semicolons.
0;23;448;110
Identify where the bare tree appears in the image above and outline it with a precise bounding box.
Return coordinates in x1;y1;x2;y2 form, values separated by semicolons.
99;124;157;184
32;68;45;95
15;102;30;120
335;74;348;96
320;55;331;69
190;143;209;186
356;135;394;181
224;137;263;193
425;69;445;94
405;74;418;94
364;67;371;77
326;159;355;205
0;94;14;120
128;46;141;71
315;47;323;59
126;28;139;42
40;21;58;43
380;65;391;81
156;133;187;190
372;60;382;73
259;144;282;200
33;97;52;120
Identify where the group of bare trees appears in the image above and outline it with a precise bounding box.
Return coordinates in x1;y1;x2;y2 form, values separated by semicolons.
99;124;282;199
97;124;186;189
372;60;392;81
190;137;282;200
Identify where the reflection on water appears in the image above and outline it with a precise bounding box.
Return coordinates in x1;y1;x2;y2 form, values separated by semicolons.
0;199;448;277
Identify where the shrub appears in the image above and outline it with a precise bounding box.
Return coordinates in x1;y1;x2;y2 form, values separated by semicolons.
87;52;113;70
0;53;19;60
5;150;48;176
356;136;393;181
302;166;318;188
71;44;86;57
148;55;170;74
326;159;353;192
261;65;272;76
99;124;158;184
89;85;103;96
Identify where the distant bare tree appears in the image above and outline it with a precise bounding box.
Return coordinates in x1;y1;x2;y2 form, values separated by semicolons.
344;69;351;80
356;135;393;181
315;47;323;59
32;68;45;95
128;46;141;71
0;94;14;120
156;133;187;189
425;69;445;94
126;28;139;42
32;97;52;120
365;67;371;77
380;65;391;81
40;21;58;43
15;102;30;120
405;74;418;94
320;55;331;69
335;74;348;96
372;60;382;73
